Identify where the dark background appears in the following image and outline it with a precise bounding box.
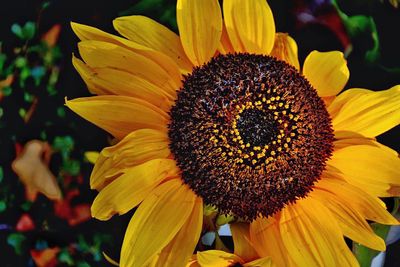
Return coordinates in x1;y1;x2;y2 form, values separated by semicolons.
0;0;399;266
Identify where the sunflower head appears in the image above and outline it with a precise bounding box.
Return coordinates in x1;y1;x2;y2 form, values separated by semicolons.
169;52;334;220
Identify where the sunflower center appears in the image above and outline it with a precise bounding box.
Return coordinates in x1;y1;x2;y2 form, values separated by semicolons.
168;53;334;221
236;108;277;147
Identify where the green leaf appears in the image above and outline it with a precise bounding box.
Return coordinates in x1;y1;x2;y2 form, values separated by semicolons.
7;233;26;255
77;262;90;267
11;24;24;39
53;136;74;159
0;166;3;183
0;201;6;212
31;66;46;86
20;201;33;211
63;159;80;176
1;86;12;96
22;22;36;40
119;0;163;15
24;92;34;103
333;0;380;63
353;223;390;267
0;53;6;72
57;107;66;118
18;108;26;119
19;67;31;88
15;57;27;68
58;249;74;265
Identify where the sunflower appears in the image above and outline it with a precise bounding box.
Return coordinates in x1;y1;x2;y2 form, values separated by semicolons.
66;0;400;266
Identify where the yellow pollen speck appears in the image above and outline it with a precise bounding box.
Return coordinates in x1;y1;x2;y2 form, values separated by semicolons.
250;151;254;156
290;133;296;137
278;102;283;107
228;152;233;156
271;151;276;156
252;159;257;165
284;143;289;148
246;143;250;147
277;147;282;151
286;138;291;142
244;154;249;159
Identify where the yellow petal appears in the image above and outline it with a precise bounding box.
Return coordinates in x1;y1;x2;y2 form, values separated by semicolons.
78;40;180;97
244;257;273;267
84;151;99;164
91;159;178;220
102;252;119;266
317;176;399;225
197;250;242;267
91;129;170;190
223;0;275;54
72;56;174;111
327;88;369;115
71;22;183;84
230;223;258;262
218;22;235;54
270;33;300;70
333;131;378;151
177;0;222;66
302;50;349;97
329;85;400;137
329;144;400;197
153;198;203;267
65;96;168;140
311;186;385;251
113;16;193;74
120;179;196;267
280;198;358;267
250;216;294;267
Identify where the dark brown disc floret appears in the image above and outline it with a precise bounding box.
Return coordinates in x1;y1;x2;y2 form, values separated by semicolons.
168;53;334;221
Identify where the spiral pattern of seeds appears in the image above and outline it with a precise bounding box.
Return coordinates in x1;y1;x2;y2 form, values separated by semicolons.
168;53;334;221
